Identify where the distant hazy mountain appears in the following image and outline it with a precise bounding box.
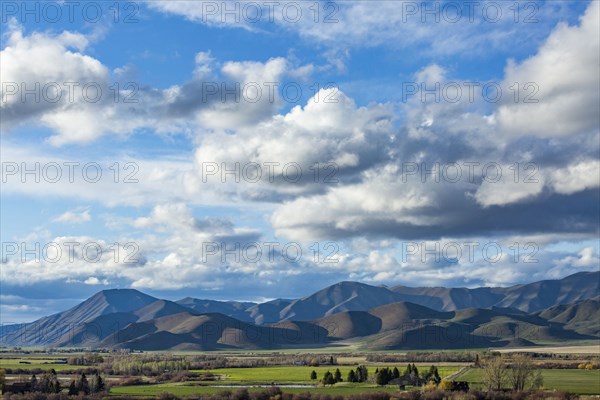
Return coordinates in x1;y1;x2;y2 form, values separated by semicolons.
390;271;600;312
175;298;256;322
172;271;600;321
494;272;600;312
246;299;293;324
1;272;598;350
277;281;406;321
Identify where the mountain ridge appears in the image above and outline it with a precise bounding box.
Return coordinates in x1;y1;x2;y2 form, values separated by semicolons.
1;271;598;350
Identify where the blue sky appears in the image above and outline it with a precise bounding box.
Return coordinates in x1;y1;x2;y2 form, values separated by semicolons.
1;0;599;322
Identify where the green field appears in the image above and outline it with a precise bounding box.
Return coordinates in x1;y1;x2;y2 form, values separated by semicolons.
201;365;461;384
456;368;600;395
0;358;81;371
111;365;462;397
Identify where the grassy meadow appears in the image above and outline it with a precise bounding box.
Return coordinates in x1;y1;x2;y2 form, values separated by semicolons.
455;368;600;395
0;357;81;371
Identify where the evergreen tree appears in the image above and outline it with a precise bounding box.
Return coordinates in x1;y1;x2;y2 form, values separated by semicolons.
411;364;419;377
334;368;342;383
428;365;436;376
47;369;60;394
30;374;38;390
356;366;364;382
68;380;78;395
404;364;412;376
0;369;5;394
97;374;105;392
376;368;393;385
392;367;400;379
375;369;386;386
347;369;357;383
49;374;61;394
90;373;105;393
322;371;335;385
78;373;90;395
355;365;369;382
310;370;317;380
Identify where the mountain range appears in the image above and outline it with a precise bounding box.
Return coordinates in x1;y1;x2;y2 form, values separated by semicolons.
1;271;598;350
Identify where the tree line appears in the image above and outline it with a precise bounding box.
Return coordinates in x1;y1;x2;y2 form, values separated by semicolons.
310;365;369;385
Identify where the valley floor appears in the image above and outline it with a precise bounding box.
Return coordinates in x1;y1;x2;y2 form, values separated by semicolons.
2;348;599;397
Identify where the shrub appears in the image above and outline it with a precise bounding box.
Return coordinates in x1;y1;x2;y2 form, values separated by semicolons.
157;393;180;400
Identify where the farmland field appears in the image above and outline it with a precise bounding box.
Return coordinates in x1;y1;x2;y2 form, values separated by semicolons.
201;365;462;383
455;368;600;395
0;357;81;371
111;364;463;396
112;366;600;397
497;345;600;355
3;351;599;397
